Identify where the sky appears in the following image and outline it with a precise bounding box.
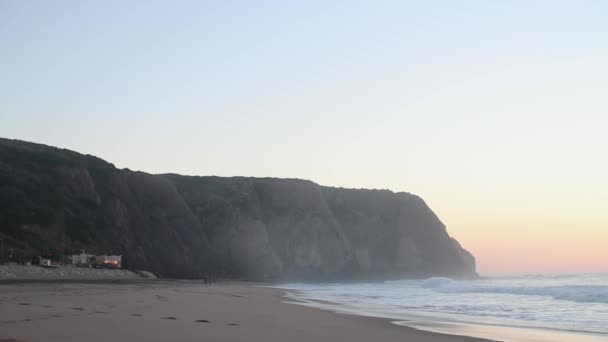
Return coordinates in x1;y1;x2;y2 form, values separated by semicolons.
1;0;607;275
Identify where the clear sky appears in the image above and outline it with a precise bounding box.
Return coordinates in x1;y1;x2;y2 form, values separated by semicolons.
1;0;607;275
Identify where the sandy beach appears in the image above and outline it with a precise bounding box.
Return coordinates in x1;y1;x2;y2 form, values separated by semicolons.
0;281;491;342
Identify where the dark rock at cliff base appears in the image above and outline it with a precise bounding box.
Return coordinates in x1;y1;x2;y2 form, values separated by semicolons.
0;138;476;280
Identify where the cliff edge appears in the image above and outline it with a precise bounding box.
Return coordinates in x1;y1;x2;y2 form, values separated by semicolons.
0;138;476;280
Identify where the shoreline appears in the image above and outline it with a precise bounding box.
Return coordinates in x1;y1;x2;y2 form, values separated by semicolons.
0;280;491;342
279;289;608;342
0;278;608;342
2;280;605;342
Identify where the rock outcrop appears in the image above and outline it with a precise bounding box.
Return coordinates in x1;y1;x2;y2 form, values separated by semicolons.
0;138;476;280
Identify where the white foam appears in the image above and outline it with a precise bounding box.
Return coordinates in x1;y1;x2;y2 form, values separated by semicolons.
276;274;608;335
421;277;608;304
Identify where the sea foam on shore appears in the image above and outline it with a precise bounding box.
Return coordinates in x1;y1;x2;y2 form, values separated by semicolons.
275;273;608;342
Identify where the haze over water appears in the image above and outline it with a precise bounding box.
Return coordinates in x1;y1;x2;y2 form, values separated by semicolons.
1;1;607;275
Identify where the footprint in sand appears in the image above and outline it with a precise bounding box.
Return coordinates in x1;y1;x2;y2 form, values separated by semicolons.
17;303;30;306
71;307;86;311
131;314;143;317
161;316;177;320
0;338;18;342
95;311;109;314
228;323;240;326
40;305;54;308
22;319;32;322
195;319;210;323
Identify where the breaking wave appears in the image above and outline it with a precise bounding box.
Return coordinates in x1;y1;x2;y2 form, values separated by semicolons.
421;277;608;304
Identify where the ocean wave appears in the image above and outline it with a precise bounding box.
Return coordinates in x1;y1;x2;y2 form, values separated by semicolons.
421;277;608;304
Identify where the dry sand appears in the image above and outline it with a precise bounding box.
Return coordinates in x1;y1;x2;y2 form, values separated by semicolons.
0;281;491;342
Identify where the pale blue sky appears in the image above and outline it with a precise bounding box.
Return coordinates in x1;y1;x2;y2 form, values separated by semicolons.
1;1;608;273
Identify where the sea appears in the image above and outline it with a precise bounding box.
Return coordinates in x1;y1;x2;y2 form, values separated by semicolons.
274;273;608;342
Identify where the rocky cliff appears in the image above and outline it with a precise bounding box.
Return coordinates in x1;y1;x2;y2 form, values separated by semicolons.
0;138;476;280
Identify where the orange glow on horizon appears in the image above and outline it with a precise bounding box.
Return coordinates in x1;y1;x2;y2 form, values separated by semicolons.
444;213;608;275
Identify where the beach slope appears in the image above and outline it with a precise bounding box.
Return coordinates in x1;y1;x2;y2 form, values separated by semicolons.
0;281;489;342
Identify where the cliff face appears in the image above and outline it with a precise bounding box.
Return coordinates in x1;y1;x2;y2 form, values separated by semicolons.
0;138;476;280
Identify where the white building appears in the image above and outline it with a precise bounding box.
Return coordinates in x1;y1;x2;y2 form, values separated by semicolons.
40;258;60;267
70;251;94;266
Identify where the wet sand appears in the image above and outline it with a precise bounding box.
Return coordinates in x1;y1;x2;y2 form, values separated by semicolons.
0;281;491;342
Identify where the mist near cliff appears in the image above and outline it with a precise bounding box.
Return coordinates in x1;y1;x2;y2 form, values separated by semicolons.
0;138;476;280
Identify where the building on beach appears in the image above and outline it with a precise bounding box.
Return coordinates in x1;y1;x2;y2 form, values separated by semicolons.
94;255;122;268
39;258;60;268
67;251;122;268
70;250;95;266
